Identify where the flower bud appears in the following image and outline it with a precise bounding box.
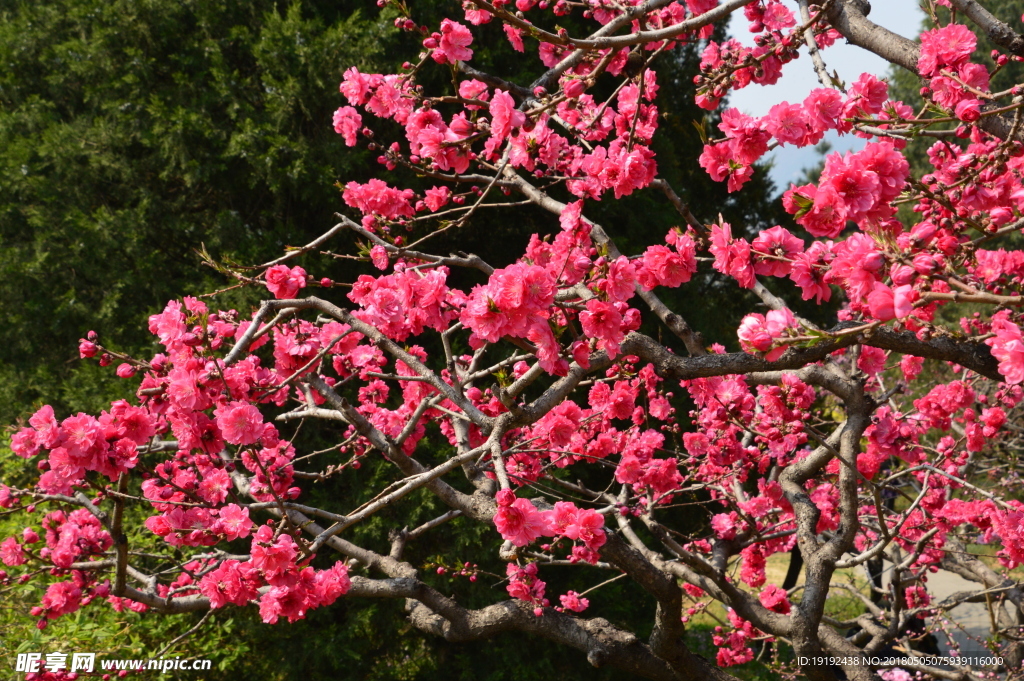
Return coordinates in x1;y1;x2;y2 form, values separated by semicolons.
890;264;915;286
78;340;98;358
563;78;585;99
954;99;981;123
913;253;939;274
861;252;885;272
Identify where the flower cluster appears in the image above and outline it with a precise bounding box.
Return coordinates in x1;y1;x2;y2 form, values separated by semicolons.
493;492;606;564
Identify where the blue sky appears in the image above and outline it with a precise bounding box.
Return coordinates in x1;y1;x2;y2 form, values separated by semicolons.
725;1;925;192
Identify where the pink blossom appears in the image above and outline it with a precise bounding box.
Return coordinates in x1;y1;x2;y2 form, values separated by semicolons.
549;501;579;535
343;179;416;220
604;256;636;303
637;243;697;289
489;90;526;142
265;265;307;300
919;24;976;77
506;561;548;607
993;509;1024;563
424;186;452;211
866;283;897;321
458;79;490;107
762;2;795;29
62;413;102;459
148;299;187;351
339;67;379;106
751;226;803;277
111;403;156;445
820;152;880;223
200;560;260;609
464;5;491;24
738;308;798;360
493;497;552;546
559;590;589;612
0;537;25;566
987;312;1024;384
10;428;39;459
738;314;773;353
218;504;254;541
719;108;770;164
41;580;82;619
858;346;887;376
579;299;625;357
259;583;310;624
29;405;61;448
710;512;744;540
313;561;352;606
251;525;299;583
332;106;362;146
742;549;767;585
955;98;982;123
758;583;791;614
364;75;414;123
844;73;889;117
709;223;755;288
565;508;606;549
504;24;524;51
433;20;474;64
804;88;846;133
214;401;265;446
789;183;847;238
698;141;736;184
370;245;389;271
765;102;813;147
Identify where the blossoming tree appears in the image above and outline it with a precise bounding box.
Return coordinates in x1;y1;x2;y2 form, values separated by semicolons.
8;0;1024;679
